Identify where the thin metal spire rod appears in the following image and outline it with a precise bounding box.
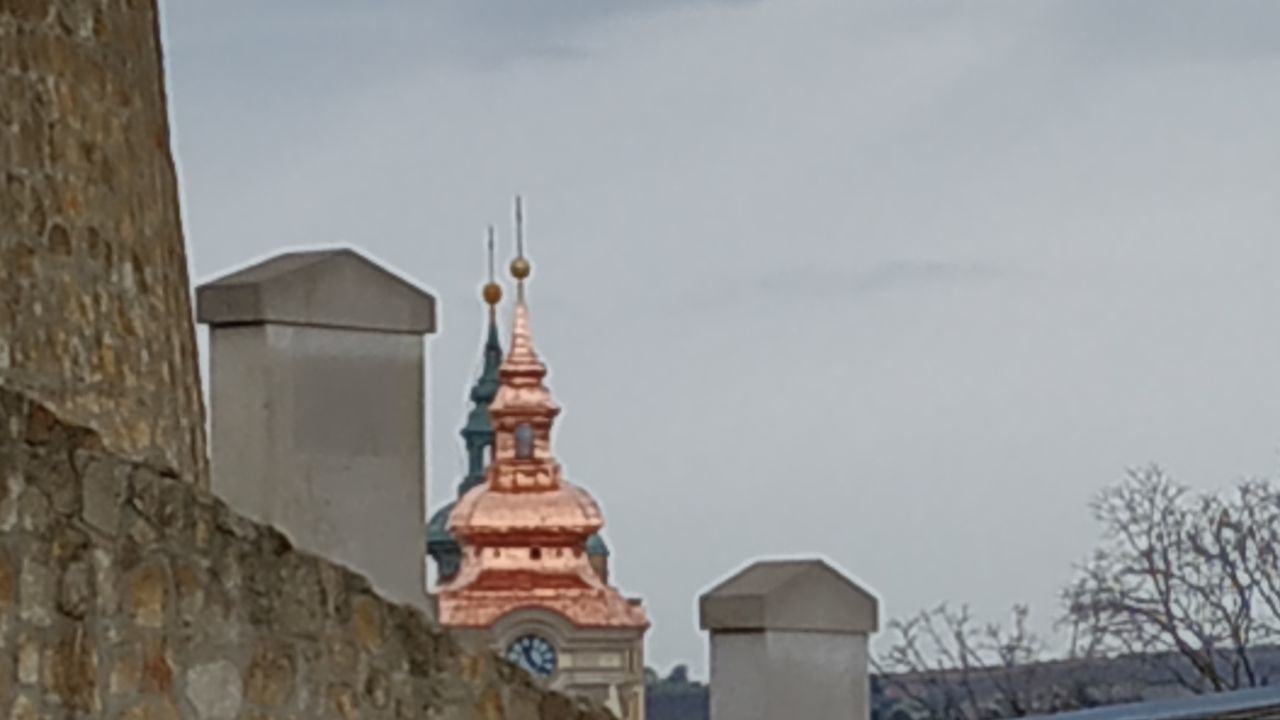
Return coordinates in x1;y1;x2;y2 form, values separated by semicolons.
513;195;527;301
515;195;525;259
487;225;496;283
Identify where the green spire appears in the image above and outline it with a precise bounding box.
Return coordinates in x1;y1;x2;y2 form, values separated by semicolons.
458;227;504;497
429;230;505;584
458;313;502;495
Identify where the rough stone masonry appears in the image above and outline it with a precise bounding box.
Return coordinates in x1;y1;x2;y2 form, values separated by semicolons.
0;0;207;483
0;387;613;720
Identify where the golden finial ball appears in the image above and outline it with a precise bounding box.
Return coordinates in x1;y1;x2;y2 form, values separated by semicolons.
510;256;532;280
482;282;503;306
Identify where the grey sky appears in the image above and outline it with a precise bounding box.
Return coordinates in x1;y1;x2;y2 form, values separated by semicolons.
159;0;1280;677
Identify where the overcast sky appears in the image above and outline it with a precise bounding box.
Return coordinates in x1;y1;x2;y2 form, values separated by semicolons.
159;0;1280;676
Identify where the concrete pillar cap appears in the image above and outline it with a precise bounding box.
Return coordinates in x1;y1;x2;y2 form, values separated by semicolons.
197;248;436;335
699;558;879;634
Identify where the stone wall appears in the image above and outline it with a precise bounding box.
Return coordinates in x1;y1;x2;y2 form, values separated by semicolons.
0;387;614;720
0;0;207;483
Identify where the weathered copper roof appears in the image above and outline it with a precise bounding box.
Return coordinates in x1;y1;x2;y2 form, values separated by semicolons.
437;244;647;631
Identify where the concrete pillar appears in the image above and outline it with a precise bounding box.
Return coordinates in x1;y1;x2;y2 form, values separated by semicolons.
196;249;436;610
699;559;879;720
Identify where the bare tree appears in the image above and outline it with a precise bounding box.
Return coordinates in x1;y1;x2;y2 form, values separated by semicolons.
874;604;1107;719
876;467;1280;720
1062;466;1280;694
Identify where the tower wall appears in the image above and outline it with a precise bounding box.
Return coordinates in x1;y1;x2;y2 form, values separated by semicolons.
0;0;207;483
484;611;648;720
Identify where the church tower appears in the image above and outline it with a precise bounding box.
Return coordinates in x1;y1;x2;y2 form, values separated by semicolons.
436;201;649;719
427;229;611;585
427;229;505;584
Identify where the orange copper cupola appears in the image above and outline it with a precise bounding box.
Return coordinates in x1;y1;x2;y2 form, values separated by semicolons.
446;299;604;545
437;200;648;631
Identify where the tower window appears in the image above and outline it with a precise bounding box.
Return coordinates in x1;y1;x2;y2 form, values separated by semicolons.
515;423;534;459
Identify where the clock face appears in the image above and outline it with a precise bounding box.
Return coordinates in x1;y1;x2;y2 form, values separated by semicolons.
506;634;558;679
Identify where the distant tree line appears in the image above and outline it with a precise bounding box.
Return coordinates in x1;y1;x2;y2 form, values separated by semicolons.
874;466;1280;720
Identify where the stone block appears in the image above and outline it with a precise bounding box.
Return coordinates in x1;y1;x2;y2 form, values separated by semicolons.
79;453;128;534
7;695;38;720
474;686;505;720
119;698;181;720
318;563;351;627
192;500;216;550
57;557;93;619
0;548;12;616
23;405;56;446
24;447;81;520
185;661;243;720
17;556;52;627
16;635;40;685
502;683;542;720
363;669;391;711
274;555;323;637
154;481;191;541
0;470;21;531
139;636;173;694
246;641;295;708
172;560;220;650
324;638;360;678
351;594;384;652
328;683;359;720
90;547;118;616
129;466;163;523
396;613;443;678
539;693;577;720
125;559;168;628
42;457;82;519
17;488;50;535
42;624;98;712
214;503;259;542
51;524;90;562
108;642;142;696
124;507;160;549
459;652;490;690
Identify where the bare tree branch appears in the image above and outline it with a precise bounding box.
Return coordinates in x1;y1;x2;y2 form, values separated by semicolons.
1062;467;1280;695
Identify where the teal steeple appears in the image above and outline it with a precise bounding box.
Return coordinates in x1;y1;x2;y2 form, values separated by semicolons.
428;229;506;583
457;316;502;496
